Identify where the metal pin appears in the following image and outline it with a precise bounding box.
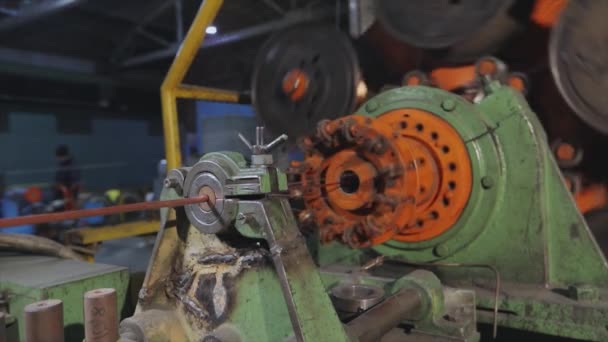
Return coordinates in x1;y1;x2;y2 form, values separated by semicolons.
256;126;265;146
264;134;288;152
238;132;253;151
24;299;63;342
84;288;118;342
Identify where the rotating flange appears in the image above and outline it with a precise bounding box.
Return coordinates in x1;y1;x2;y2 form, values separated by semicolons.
292;105;472;247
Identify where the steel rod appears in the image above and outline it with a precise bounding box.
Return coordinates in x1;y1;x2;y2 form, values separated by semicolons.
346;288;422;342
0;196;208;229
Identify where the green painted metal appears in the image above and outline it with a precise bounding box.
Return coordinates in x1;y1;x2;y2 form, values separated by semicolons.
312;84;608;340
362;85;608;285
0;254;128;341
132;83;608;341
130;151;348;341
474;283;608;341
249;198;349;341
319;268;479;341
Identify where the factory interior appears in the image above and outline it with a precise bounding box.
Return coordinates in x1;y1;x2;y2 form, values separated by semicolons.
2;0;608;341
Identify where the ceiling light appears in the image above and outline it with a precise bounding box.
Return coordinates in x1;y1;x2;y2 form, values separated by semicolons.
206;26;217;35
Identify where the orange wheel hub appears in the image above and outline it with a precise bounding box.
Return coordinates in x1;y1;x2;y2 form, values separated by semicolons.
282;68;310;102
293;109;472;247
380;109;472;242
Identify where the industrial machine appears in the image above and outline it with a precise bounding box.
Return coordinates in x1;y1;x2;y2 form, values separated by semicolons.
119;79;608;341
5;0;608;340
108;0;608;340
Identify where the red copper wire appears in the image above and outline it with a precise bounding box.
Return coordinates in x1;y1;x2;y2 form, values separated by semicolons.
0;195;209;229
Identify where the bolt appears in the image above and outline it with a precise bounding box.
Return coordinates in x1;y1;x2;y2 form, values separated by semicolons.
481;176;494;189
441;98;457;112
434;244;450;257
164;177;179;189
365;100;379;112
236;213;247;224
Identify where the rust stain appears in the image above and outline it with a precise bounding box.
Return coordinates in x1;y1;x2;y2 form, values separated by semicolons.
166;248;269;330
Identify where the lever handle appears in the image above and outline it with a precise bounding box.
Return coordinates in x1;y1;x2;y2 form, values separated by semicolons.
237;127;288;154
238;132;253;151
263;134;288;152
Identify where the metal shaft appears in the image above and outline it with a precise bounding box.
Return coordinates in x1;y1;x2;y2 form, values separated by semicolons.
24;299;64;342
0;196;208;229
346;288;422;342
84;288;118;342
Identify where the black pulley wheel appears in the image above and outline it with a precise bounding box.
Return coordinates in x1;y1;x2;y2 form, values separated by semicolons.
550;1;608;134
252;25;360;140
376;0;504;49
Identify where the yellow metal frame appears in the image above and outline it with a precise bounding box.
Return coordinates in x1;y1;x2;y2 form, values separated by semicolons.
161;0;239;170
66;220;161;245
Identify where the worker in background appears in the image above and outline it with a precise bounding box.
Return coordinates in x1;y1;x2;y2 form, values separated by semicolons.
54;144;80;209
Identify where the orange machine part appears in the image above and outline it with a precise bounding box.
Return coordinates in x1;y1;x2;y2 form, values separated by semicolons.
379;109;472;242
282;68;310;102
477;58;498;76
296;109;472;246
430;66;477;92
24;186;43;204
531;0;567;28
555;142;576;162
297;115;418;247
575;184;608;214
507;74;527;93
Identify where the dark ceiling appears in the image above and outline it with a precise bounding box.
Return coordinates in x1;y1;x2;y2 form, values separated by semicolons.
0;0;337;112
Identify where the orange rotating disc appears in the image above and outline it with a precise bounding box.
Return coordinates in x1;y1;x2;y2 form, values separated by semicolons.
294;109;472;246
379;109;472;242
295;115;418;248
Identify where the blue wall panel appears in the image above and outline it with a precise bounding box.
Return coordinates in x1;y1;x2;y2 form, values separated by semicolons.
0;112;164;191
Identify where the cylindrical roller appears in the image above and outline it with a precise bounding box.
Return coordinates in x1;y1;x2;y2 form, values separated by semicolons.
24;299;64;342
84;288;118;342
346;288;422;342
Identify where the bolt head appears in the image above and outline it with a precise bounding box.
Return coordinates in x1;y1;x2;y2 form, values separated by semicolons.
434;244;450;257
441;99;457;112
365;100;379;112
164;178;178;188
481;176;494;189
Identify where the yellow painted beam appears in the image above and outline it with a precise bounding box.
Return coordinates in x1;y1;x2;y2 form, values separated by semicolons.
175;84;239;102
161;0;225;170
66;220;160;245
